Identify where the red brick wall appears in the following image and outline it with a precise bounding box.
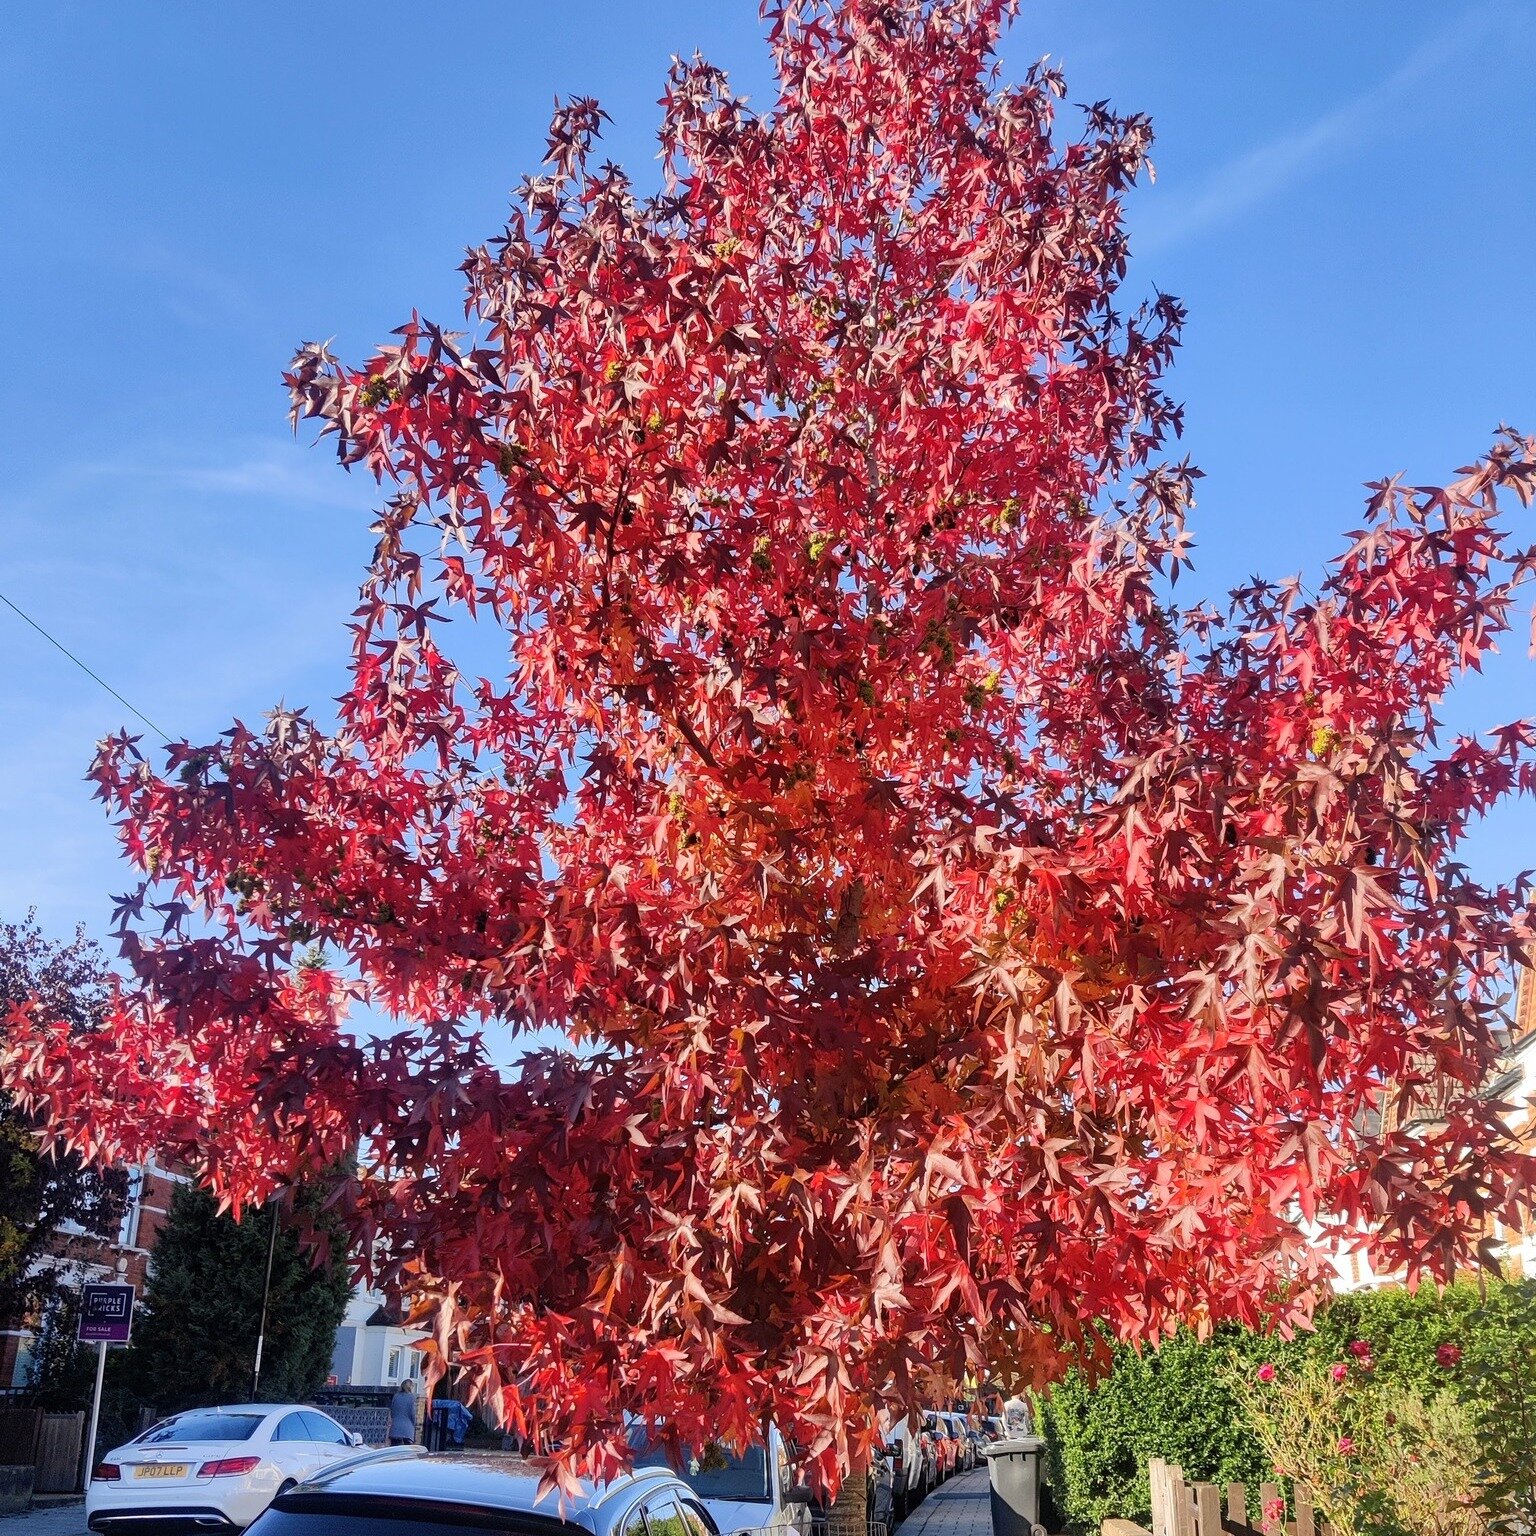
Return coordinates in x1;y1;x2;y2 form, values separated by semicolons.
1;1160;187;1386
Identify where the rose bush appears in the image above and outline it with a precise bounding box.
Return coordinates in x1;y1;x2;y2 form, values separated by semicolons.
1233;1351;1485;1536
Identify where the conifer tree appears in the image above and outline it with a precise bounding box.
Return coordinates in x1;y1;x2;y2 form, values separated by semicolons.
126;1184;350;1412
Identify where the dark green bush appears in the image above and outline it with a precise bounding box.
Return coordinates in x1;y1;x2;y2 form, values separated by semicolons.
1307;1281;1496;1400
1037;1324;1305;1533
1037;1277;1536;1535
1458;1283;1536;1532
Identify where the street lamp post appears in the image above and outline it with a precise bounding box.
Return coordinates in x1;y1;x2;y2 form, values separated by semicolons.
251;1201;280;1399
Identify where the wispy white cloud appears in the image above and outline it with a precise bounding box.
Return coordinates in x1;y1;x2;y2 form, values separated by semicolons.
0;571;355;937
4;436;371;522
127;443;369;511
118;236;268;331
1137;4;1513;254
0;431;375;936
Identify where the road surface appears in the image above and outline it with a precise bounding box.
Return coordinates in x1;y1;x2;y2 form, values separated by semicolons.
0;1504;88;1535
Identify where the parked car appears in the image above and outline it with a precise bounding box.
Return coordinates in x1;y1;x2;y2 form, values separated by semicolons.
921;1414;954;1481
959;1418;977;1472
87;1403;365;1534
879;1413;925;1520
246;1448;721;1536
951;1418;969;1473
909;1421;937;1502
983;1416;1006;1442
869;1444;895;1530
940;1416;965;1474
629;1421;812;1536
921;1413;958;1474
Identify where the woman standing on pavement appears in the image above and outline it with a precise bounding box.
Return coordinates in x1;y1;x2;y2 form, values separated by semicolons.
388;1379;417;1446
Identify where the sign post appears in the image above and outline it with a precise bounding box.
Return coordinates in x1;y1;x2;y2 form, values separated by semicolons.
77;1283;135;1490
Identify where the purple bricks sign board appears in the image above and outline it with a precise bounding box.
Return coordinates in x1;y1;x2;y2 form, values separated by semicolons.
77;1283;135;1344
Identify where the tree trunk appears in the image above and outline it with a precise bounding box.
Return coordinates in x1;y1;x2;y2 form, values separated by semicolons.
829;1453;870;1536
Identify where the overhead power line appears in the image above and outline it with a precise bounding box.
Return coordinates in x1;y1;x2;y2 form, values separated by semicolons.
1;587;171;742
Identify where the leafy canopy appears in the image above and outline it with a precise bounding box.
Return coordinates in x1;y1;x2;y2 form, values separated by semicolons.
5;0;1535;1492
0;913;124;1321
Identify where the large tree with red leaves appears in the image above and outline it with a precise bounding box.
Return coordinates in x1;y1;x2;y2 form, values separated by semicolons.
5;0;1536;1492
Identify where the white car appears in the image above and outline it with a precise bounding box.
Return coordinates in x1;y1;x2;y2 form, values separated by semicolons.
938;1413;974;1472
87;1403;367;1534
879;1411;926;1520
629;1423;812;1536
247;1449;722;1536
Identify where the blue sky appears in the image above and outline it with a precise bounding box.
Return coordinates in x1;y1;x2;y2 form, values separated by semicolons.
3;0;1534;958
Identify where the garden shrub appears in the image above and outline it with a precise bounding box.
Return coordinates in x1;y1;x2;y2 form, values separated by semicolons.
1457;1282;1536;1533
1036;1324;1307;1532
1307;1282;1495;1401
1233;1349;1486;1536
1037;1276;1536;1535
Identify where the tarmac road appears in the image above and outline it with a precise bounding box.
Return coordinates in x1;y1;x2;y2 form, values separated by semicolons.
0;1504;89;1535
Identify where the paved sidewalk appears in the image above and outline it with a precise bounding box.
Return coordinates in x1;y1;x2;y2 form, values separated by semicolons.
902;1467;993;1536
0;1504;89;1536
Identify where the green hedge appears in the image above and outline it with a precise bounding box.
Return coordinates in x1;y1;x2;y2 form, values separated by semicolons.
1036;1277;1536;1535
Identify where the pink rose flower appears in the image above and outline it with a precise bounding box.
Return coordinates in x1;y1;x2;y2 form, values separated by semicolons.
1264;1496;1286;1526
1348;1339;1372;1360
1436;1343;1462;1368
1337;1436;1356;1456
1257;1362;1276;1383
1331;1363;1349;1382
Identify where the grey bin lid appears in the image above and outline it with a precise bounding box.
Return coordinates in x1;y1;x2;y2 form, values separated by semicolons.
982;1438;1045;1457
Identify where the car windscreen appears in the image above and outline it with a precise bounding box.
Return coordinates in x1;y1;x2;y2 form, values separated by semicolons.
628;1426;771;1503
139;1412;264;1444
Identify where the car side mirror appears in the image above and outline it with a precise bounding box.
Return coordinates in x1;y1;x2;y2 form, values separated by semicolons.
785;1486;814;1506
347;1432;365;1447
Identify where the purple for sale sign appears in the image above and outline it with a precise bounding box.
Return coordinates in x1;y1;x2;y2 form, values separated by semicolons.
77;1283;135;1344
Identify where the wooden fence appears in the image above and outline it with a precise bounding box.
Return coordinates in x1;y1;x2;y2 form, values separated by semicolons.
0;1405;85;1494
1148;1457;1335;1536
34;1412;85;1494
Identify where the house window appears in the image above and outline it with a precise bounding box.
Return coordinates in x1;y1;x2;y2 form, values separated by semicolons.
116;1166;146;1248
387;1346;422;1382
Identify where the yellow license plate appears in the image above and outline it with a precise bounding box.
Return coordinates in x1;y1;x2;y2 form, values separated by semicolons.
135;1464;188;1480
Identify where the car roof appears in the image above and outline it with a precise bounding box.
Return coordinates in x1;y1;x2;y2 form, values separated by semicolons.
304;1453;682;1527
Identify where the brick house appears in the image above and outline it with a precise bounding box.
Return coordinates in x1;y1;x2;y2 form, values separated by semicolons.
0;1155;184;1388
